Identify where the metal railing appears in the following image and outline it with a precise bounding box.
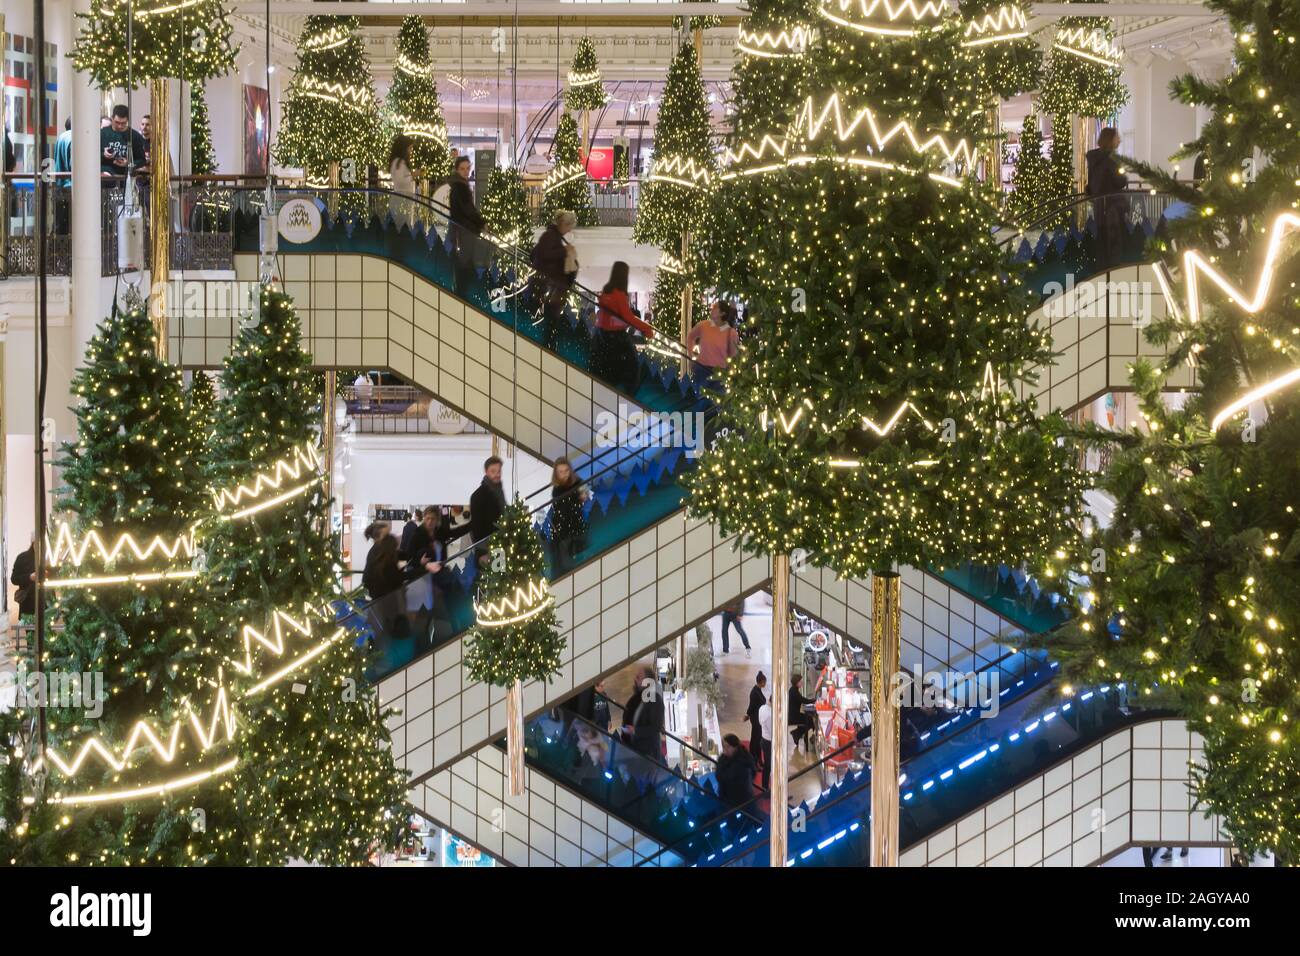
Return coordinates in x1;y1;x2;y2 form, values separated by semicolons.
524;177;641;228
342;383;488;435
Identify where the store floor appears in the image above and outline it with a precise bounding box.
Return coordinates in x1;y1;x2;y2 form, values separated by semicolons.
599;592;831;809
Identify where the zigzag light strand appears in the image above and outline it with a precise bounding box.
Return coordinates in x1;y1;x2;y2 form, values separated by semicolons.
210;442;324;519
647;154;714;189
817;0;950;37
474;578;554;628
229;604;349;697
295;75;375;113
567;67;603;89
544;161;586;194
395;50;435;78
303;23;352;53
736;23;815;58
1053;25;1124;69
399;117;449;145
961;4;1028;47
44;522;200;588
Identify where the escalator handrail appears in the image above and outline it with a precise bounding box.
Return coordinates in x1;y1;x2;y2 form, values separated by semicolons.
995;188;1165;251
223;184;696;367
596;691;748;785
634;644;1054;866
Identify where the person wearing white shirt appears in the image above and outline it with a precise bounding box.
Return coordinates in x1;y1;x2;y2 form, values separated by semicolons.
758;696;773;789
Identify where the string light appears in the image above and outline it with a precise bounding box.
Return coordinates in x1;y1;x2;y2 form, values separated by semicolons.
210;442;323;516
737;24;815;58
961;5;1029;47
817;0;949;37
1211;367;1300;431
1053;24;1124;69
647;154;714;189
44;522;200;588
473;578;555;628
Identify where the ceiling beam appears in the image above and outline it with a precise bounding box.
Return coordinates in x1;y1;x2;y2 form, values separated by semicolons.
234;2;1222;18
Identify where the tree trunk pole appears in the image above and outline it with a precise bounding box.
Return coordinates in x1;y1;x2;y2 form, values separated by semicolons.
769;552;791;866
870;571;902;866
149;78;171;358
506;679;526;796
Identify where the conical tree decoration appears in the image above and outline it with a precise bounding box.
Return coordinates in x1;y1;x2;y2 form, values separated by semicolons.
564;37;609;113
72;0;236;88
481;165;534;248
1039;1;1129;119
543;112;598;226
190;85;218;175
387;16;451;178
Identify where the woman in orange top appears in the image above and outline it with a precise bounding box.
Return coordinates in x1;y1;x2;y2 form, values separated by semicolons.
686;301;739;390
594;261;654;392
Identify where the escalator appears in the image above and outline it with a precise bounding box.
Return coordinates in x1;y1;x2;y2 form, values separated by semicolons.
210;186;1156;787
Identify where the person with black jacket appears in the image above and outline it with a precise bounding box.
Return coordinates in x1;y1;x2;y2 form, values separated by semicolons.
398;508;422;560
549;457;587;574
630;670;665;762
530;210;578;346
448;155;485;298
361;525;403;601
469;456;507;566
3;126;16;174
10;540;37;617
716;733;757;807
744;672;768;772
1086;127;1130;269
789;674;816;753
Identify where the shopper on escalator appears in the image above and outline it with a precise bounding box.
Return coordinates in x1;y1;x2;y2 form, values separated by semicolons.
469;456;507;567
630;669;666;763
594;261;655;394
362;525;403;601
685;301;739;392
388;135;416;232
549;457;588;575
448;155;485;298
716;734;757;807
1086;127;1130;270
530;210;579;349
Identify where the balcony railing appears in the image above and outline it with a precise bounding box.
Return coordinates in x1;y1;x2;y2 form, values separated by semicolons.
343;383;488;435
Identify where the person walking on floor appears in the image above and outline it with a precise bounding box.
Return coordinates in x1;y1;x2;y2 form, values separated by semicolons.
720;598;751;656
685;300;740;391
744;672;767;774
448;155;485;298
593;261;656;394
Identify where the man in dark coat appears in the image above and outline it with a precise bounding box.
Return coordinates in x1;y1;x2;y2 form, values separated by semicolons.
630;669;665;762
744;672;768;771
716;734;757;807
469;455;506;566
448;155;485;298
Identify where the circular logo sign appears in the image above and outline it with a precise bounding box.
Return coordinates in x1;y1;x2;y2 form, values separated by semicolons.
277;197;323;244
427;399;467;435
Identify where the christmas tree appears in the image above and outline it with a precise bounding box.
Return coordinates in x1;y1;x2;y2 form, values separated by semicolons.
959;0;1041;100
543;112;598;227
1039;0;1129;120
186;370;217;439
1043;0;1300;864
387;16;451;181
202;286;410;865
633;42;717;337
564;37;609;115
481;165;534;249
72;0;236;88
463;499;566;794
13;306;230;864
1006;111;1051;224
276;16;384;188
190;84;217;176
1046;115;1076;229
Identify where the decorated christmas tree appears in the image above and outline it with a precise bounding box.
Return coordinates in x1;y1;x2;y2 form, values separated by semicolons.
543;112;598;227
10;306;231;864
959;0;1041;100
633;42;717;338
481;165;534;249
1047;115;1076;228
71;0;236;88
1043;0;1300;865
1039;1;1130;121
1006;111;1051;224
276;16;384;188
463;499;566;794
689;0;1086;865
186;369;217;439
202;286;410;865
190;84;217;175
563;37;609;115
387;16;451;181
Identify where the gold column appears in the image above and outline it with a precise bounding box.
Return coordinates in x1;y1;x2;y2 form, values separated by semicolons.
769;552;791;867
870;571;901;867
506;679;525;796
679;231;692;380
149;78;171;357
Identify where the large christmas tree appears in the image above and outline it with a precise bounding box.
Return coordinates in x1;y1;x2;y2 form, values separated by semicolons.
958;0;1041;99
1044;0;1300;864
1039;1;1130;121
202;287;410;865
12;306;231;864
71;0;235;88
690;0;1085;864
190;85;217;176
564;36;610;116
276;16;384;187
481;165;534;249
1006;111;1052;224
633;41;717;338
387;16;451;181
543;112;598;227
